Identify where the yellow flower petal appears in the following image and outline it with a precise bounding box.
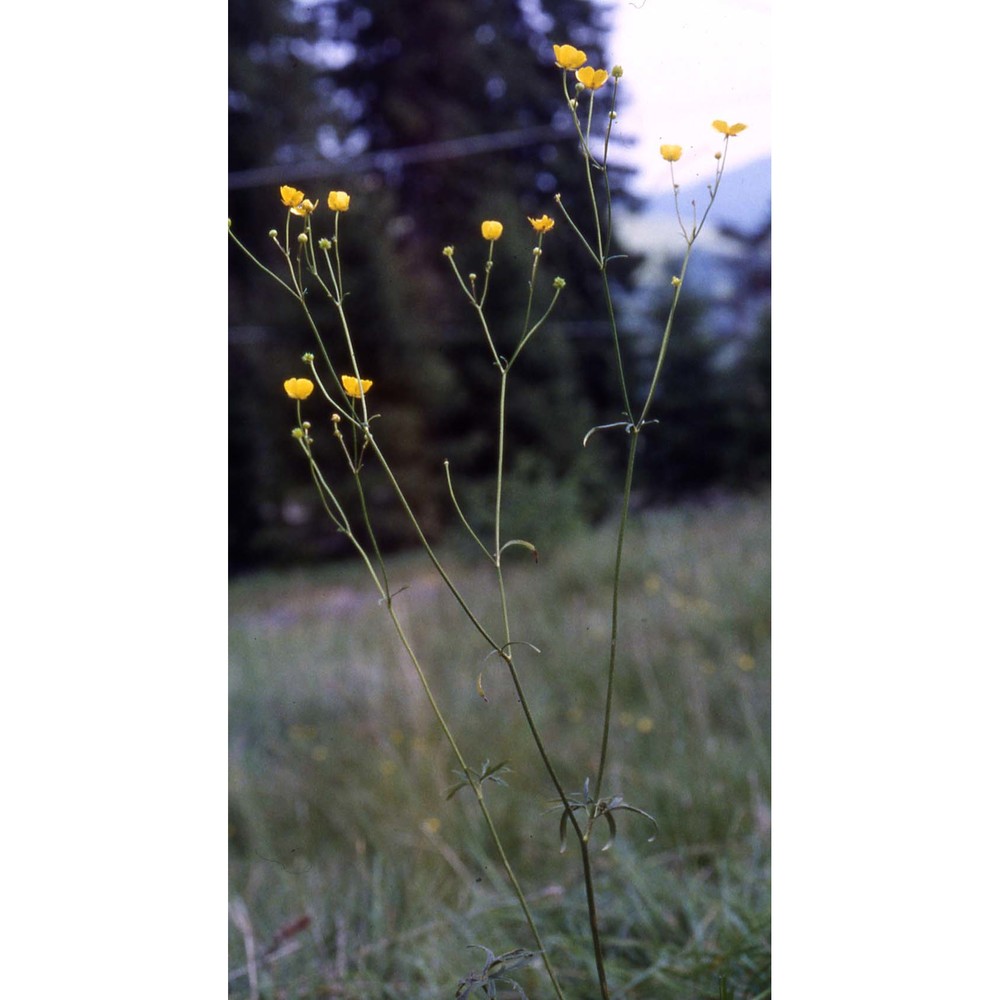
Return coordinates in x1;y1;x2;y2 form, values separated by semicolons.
553;44;587;70
283;377;314;400
279;185;305;208
328;190;350;212
289;198;317;216
341;374;373;398
659;144;683;162
575;67;609;90
712;120;748;137
527;214;555;233
481;220;503;241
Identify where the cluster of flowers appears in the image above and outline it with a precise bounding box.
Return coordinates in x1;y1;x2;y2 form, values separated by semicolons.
277;52;745;409
552;42;610;90
278;185;351;217
660;120;747;164
284;375;372;401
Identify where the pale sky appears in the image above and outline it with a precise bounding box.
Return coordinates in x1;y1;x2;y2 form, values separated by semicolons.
609;0;771;194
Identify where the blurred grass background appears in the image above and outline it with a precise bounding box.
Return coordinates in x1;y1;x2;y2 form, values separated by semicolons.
229;493;770;998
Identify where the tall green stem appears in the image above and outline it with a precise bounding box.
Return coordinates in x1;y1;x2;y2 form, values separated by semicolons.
594;427;640;802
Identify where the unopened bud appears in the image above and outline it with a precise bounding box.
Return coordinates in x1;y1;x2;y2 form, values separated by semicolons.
671;276;682;287
302;352;314;363
611;65;623;79
297;233;308;244
292;428;304;439
268;229;278;239
443;245;454;257
318;237;332;250
714;151;722;160
533;247;542;257
553;276;566;289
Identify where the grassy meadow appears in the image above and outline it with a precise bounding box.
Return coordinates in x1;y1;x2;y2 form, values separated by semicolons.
229;494;771;999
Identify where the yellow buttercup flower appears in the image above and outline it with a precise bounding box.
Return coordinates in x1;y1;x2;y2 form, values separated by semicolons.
280;185;305;208
328;190;350;212
712;120;748;137
341;374;373;398
527;215;555;233
553;44;587;70
290;198;317;216
283;377;314;400
576;67;609;90
659;144;683;162
481;220;503;241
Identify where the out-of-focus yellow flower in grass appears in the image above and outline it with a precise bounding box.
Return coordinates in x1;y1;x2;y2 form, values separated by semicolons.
636;716;654;734
528;215;555;233
481;220;503;241
659;144;683;162
737;653;756;672
712;120;747;137
284;377;314;400
576;67;609;90
341;374;373;398
553;44;587;70
280;185;305;207
421;817;442;835
328;190;350;212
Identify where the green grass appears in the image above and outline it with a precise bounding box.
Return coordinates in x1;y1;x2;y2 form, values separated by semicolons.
229;494;770;999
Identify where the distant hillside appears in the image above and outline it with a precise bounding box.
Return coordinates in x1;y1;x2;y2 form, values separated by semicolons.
617;155;771;293
619;155;771;254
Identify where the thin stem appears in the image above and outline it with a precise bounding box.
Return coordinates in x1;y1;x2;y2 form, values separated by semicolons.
444;461;493;562
593;427;640;802
580;841;611;1000
300;432;567;999
382;605;566;1000
228;227;298;298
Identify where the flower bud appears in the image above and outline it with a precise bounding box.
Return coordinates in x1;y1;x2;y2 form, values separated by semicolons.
268;229;278;239
442;245;455;257
612;65;624;79
553;277;566;289
327;190;350;212
480;220;503;241
284;377;314;400
297;232;308;244
318;237;332;250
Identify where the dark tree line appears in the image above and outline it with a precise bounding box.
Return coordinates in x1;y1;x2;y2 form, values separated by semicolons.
229;0;769;571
